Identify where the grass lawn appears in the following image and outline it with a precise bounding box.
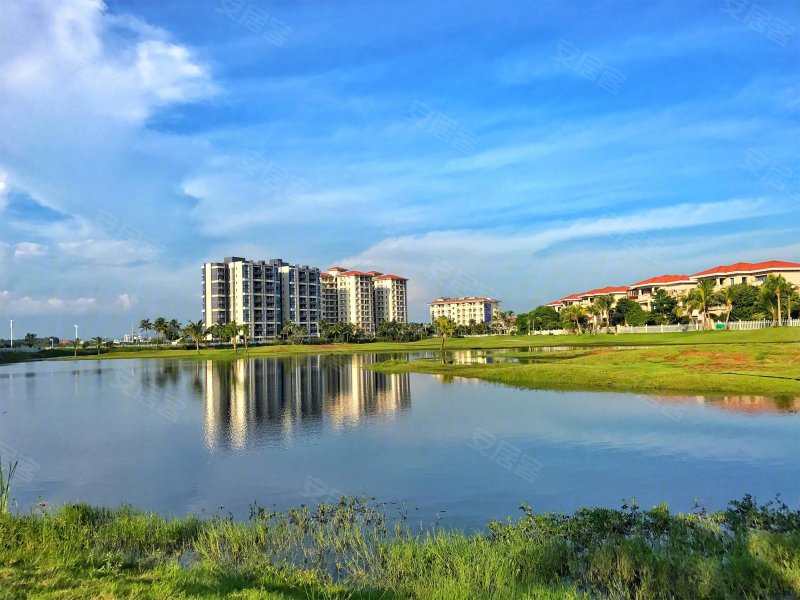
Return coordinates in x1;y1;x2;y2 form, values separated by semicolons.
372;340;800;396
1;326;797;366
1;496;798;599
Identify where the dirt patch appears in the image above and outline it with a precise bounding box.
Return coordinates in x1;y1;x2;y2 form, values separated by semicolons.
675;349;759;372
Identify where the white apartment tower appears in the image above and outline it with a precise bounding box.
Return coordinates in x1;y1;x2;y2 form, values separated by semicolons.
202;257;320;341
321;267;409;335
373;274;409;324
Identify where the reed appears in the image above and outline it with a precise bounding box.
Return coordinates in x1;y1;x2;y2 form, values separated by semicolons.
1;494;799;598
0;456;17;515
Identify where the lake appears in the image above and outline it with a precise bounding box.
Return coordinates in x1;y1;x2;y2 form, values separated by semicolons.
1;352;798;530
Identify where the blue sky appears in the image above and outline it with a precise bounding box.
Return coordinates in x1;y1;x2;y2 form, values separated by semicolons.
0;0;798;337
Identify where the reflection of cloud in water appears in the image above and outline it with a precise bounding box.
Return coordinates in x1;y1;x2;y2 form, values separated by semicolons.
202;355;411;449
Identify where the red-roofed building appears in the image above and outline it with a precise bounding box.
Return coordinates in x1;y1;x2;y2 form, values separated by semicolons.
321;266;409;333
691;261;800;287
627;274;694;310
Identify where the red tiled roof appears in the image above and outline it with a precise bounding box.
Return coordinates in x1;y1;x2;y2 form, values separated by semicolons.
546;300;563;306
367;270;383;275
429;297;501;305
629;274;692;288
320;273;332;278
691;260;800;278
339;270;373;277
580;285;630;297
374;274;407;280
328;266;346;271
560;292;585;301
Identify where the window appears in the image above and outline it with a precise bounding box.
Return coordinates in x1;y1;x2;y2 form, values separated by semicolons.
742;277;747;284
755;275;766;282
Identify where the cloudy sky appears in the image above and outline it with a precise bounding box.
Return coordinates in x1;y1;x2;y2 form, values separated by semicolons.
0;0;798;337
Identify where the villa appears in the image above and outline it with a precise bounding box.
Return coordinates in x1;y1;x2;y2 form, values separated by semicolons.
549;260;800;313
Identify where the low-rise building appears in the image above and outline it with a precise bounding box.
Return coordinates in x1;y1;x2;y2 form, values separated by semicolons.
546;259;800;315
429;297;500;326
691;260;800;288
626;275;694;310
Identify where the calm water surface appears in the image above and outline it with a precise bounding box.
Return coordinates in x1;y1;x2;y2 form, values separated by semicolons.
1;353;798;529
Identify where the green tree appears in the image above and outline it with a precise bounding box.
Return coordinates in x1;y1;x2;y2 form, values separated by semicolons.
713;286;736;325
152;317;168;349
139;319;152;343
91;336;105;355
530;306;561;331
434;316;456;351
685;279;717;329
593;295;616;333
651;290;678;325
728;284;760;322
612;298;648;327
182;320;207;354
560;304;586;334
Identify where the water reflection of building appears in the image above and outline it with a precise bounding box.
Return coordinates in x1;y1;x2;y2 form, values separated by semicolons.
202;355;411;449
653;395;800;414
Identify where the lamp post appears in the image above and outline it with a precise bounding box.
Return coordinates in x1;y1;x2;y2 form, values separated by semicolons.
74;324;79;357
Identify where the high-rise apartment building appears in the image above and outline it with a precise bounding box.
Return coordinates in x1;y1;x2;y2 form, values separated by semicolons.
321;267;409;335
202;257;319;341
373;274;409;324
278;261;321;337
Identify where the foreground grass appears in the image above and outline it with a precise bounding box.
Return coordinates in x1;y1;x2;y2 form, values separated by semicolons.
373;341;800;396
1;327;797;366
1;496;798;599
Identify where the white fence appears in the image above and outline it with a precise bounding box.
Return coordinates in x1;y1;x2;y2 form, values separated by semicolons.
531;319;799;336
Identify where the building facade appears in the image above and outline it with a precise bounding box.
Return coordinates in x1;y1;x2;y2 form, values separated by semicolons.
547;260;800;314
202;257;319;341
373;274;409;324
320;267;409;335
278;261;321;338
428;297;500;326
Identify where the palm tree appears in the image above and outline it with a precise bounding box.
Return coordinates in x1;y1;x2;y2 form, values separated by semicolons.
91;336;105;355
594;295;615;334
227;320;241;353
759;275;794;326
561;305;585;334
434;316;456;352
182;320;207;354
685;279;716;330
714;286;736;325
587;303;603;334
152;317;167;349
238;323;251;353
139;319;152;344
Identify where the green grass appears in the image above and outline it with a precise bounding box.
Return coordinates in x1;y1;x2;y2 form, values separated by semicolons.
2;326;797;366
372;341;800;396
1;496;798;599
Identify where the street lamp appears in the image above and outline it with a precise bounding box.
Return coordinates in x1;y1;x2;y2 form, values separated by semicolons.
73;324;79;357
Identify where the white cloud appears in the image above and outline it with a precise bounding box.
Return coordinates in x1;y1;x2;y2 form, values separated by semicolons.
113;293;136;312
58;238;159;266
0;172;8;212
0;290;98;316
12;242;47;260
338;198;788;319
0;0;215;123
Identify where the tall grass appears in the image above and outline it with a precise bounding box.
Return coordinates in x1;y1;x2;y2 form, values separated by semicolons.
2;495;799;598
0;455;17;514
